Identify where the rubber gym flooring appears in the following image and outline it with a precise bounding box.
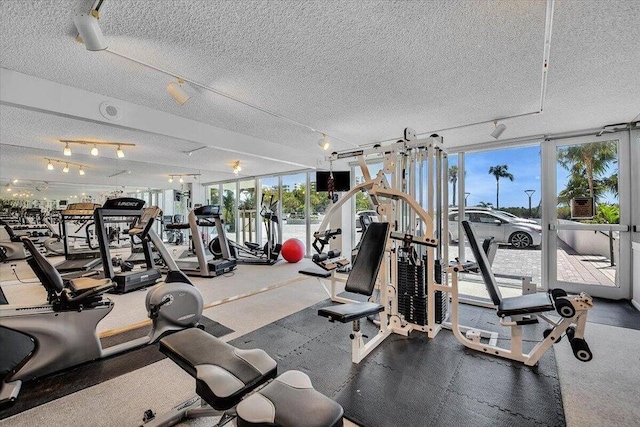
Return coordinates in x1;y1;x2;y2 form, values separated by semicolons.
0;317;233;420
230;297;565;427
587;297;640;330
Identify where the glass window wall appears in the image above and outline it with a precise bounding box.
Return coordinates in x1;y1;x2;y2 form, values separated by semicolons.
222;182;237;242
281;173;307;249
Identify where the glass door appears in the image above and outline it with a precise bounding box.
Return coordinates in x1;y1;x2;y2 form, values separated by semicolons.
543;132;632;299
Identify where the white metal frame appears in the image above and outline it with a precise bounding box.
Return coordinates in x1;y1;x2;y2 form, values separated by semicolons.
441;267;592;366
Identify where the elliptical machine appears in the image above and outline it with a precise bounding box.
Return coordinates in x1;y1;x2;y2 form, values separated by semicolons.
209;194;282;265
0;206;203;409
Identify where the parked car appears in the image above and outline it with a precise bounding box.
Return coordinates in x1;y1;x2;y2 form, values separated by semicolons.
355;210;378;230
448;209;541;248
495;210;539;225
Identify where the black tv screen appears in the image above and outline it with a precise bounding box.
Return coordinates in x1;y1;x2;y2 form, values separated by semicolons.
316;171;351;192
59;200;67;206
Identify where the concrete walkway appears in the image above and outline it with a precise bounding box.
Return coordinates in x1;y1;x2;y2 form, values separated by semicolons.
452;237;617;290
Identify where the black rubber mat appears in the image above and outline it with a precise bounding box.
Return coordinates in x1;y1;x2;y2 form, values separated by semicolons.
587;297;640;330
231;301;566;427
0;317;233;419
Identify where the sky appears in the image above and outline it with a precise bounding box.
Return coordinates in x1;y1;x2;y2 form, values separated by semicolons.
455;146;542;208
451;144;617;208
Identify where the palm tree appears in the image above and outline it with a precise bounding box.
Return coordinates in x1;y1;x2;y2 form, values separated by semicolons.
448;166;458;206
488;164;514;209
557;141;617;200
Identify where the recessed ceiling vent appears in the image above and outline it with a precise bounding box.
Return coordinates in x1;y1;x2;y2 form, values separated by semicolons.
99;102;122;121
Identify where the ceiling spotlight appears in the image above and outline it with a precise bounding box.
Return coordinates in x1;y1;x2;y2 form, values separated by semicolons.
63;143;72;156
317;133;330;150
73;13;108;51
167;78;191;105
63;164;70;173
79;166;85;175
5;187;11;192
179;176;184;183
491;121;507;139
91;144;99;156
12;179;18;184
116;145;125;158
47;160;54;170
168;176;174;183
232;161;242;175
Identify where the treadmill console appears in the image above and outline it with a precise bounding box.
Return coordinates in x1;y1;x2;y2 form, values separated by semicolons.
193;205;220;217
102;198;146;210
129;206;162;238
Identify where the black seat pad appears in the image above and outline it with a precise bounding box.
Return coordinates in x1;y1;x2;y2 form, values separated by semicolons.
318;302;384;323
497;293;554;317
160;328;277;410
299;269;332;278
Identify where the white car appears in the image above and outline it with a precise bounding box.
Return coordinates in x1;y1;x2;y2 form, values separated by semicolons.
449;210;542;248
496;210;539;225
355;210;378;229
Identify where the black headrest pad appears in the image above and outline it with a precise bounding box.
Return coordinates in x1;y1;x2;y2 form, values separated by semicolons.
461;221;502;305
345;222;389;296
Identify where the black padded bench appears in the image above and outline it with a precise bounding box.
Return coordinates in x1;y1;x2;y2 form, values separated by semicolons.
462;221;554;318
156;327;344;427
318;222;389;323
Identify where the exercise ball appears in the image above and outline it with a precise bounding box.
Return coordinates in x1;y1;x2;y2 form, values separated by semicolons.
281;238;305;263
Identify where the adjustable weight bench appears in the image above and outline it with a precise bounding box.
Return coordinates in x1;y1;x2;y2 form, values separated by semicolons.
318;222;390;363
446;221;594;366
143;327;343;427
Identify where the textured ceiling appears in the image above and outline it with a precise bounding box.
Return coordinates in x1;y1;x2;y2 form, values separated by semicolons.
0;105;290;187
1;0;639;193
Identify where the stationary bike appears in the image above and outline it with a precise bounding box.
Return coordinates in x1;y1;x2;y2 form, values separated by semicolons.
0;207;203;409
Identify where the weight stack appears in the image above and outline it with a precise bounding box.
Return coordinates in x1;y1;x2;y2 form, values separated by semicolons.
434;259;448;324
398;294;427;325
397;260;425;297
397;258;448;326
398;260;427;325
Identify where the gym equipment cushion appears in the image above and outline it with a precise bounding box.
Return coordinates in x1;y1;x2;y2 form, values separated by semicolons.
236;370;344;427
159;328;277;410
318;302;384;323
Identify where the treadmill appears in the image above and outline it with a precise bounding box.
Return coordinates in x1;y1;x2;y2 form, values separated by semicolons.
94;198;162;293
55;203;103;273
174;205;236;277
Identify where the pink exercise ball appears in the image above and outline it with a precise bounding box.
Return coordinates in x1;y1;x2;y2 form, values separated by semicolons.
281;238;305;263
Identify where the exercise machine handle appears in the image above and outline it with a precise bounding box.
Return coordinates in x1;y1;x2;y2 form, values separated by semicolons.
389;231;437;247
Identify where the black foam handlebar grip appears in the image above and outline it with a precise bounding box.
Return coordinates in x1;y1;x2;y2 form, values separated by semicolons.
327;249;341;258
313;253;328;262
